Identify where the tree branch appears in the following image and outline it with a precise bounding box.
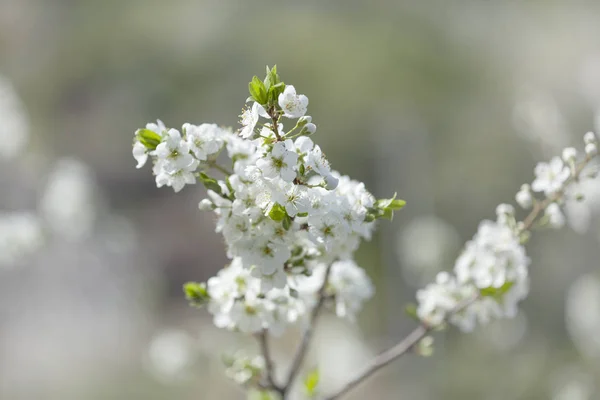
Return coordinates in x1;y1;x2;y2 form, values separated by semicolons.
257;330;283;395
283;263;333;397
324;325;428;400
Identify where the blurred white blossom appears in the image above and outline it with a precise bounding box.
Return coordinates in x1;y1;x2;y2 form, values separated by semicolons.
0;212;43;268
146;329;196;383
550;365;595;400
40;158;96;241
0;75;29;160
396;215;460;287
566;274;600;358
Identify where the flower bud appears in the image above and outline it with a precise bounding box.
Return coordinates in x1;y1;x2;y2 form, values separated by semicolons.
584;131;597;145
415;336;434;357
585;142;598;157
515;184;533;209
198;198;214;211
297;115;312;128
562;147;577;162
301;123;317;135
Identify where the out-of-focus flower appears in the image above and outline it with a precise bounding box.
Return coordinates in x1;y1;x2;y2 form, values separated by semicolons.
0;75;29;160
39;158;96;241
146;329;195;383
396;215;460;287
566;274;600;358
0;212;43;268
512;88;570;154
550;365;595;400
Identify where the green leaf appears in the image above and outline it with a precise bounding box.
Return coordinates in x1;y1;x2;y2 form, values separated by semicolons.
283;214;292;230
268;203;287;222
303;368;320;397
199;172;222;194
480;281;515;298
388;199;406;210
135;128;162;150
183;282;209;307
381;208;394;220
296;212;308;218
249;76;268;104
404;303;419;321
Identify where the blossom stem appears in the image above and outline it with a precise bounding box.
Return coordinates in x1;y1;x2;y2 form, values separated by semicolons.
283;263;333;397
520;154;592;232
323;296;478;399
323;325;428;400
257;330;283;394
207;160;233;176
268;107;283;141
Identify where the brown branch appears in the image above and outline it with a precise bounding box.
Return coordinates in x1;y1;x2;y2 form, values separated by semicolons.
323;325;428;400
283;263;333;398
257;330;284;395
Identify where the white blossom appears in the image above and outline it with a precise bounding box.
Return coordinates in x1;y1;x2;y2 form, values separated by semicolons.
0;212;43;268
40;158;96;240
183;123;224;161
562;147;578;162
0;75;29;159
545;202;566;228
256;140;298;182
516;184;533;209
531;156;571;196
278;85;308;118
239;102;260;138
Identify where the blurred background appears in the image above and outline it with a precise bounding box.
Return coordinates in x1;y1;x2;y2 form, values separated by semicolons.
1;1;600;399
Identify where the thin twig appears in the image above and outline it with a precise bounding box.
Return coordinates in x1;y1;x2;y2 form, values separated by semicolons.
268;106;283;141
257;330;284;395
323;296;478;400
283;263;333;397
207;160;233;176
323;325;428;400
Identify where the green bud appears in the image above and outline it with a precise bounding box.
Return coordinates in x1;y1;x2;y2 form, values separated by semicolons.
135;128;162;150
303;368;320;398
415;336;434;357
183;282;210;307
480;281;514;299
268;203;287;222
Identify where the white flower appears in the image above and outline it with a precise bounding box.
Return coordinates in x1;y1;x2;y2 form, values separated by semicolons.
305;144;338;189
0;212;43;268
274;183;310;217
132;142;148;168
154;129;195;172
562;147;578;162
585;143;598;156
240;237;291;275
516;184;533;209
146;330;195;381
0;75;29;160
155;160;199;192
40;158;96;240
584;131;597;144
327;260;374;320
239;102;260;138
454;219;529;290
256;140;298;182
545;203;565;228
416;272;463;327
183;123;224;161
153;129;199;192
531;156;571;196
278;85;308;118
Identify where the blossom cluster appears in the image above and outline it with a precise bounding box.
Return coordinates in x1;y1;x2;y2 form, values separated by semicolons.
132;67;402;338
416;132;600;332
